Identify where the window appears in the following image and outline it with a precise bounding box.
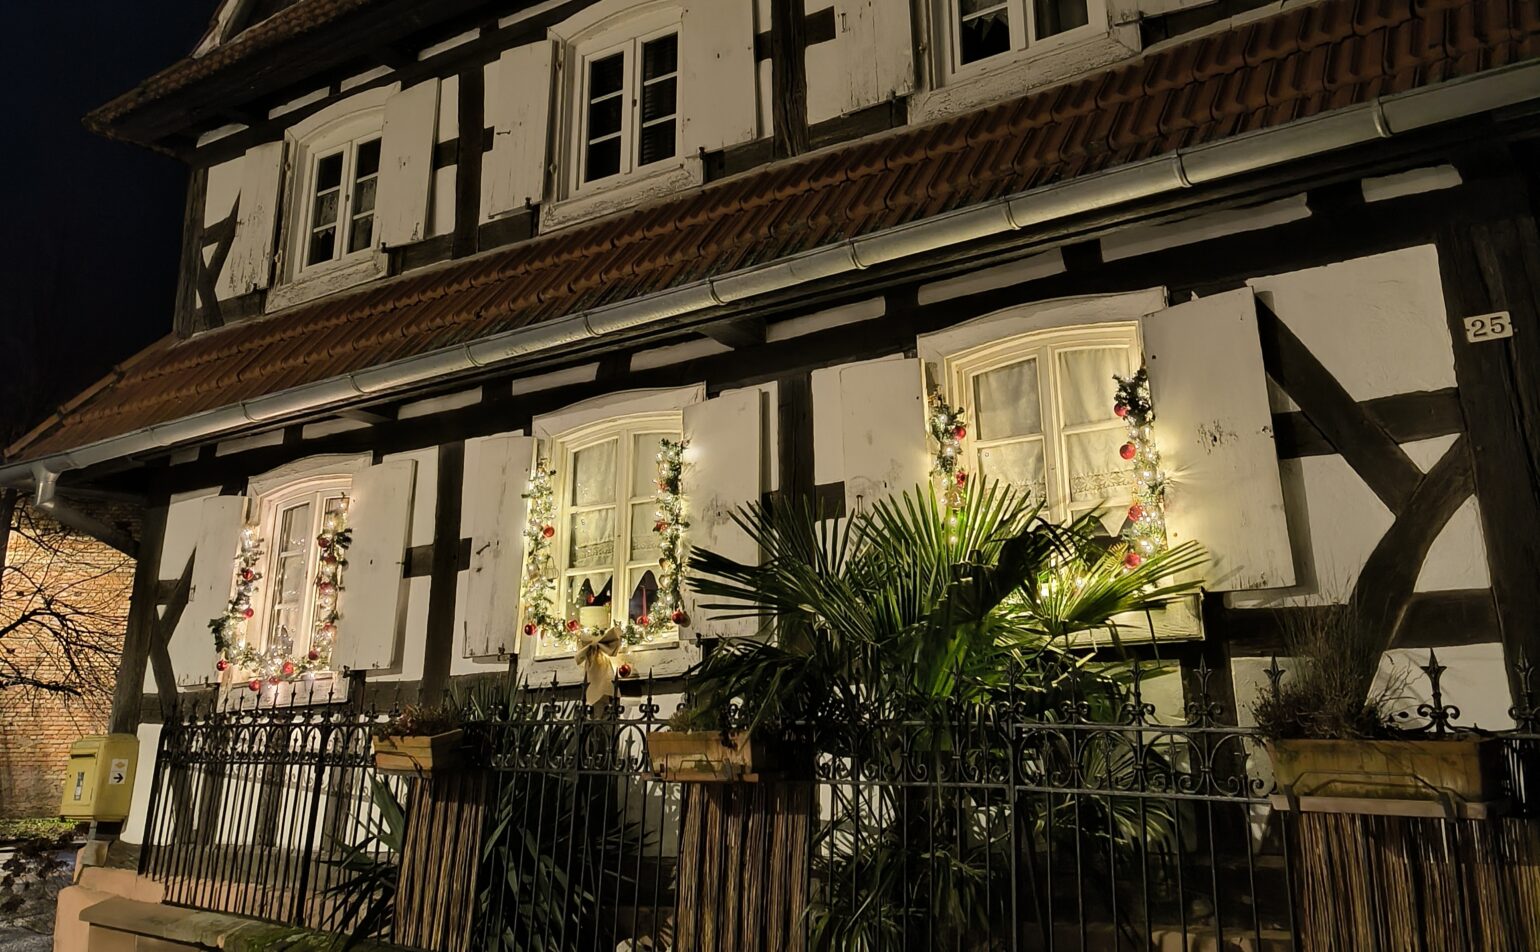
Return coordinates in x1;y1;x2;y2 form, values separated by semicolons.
578;30;680;186
943;0;1093;71
303;137;380;268
545;414;683;655
250;475;352;666
946;325;1136;528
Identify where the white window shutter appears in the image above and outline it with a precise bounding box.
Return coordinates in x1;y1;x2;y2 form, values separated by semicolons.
483;40;555;219
334;459;417;673
840;357;929;515
462;433;537;658
839;0;915;117
218;140;286;298
168;496;248;687
377;78;441;248
1142;288;1295;591
681;0;758;154
682;389;765;639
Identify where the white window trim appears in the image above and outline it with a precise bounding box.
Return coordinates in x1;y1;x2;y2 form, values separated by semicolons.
246;473;354;666
934;0;1111;82
268;88;395;312
541;0;700;232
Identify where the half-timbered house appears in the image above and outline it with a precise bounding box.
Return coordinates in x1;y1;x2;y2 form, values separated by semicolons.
11;0;1540;929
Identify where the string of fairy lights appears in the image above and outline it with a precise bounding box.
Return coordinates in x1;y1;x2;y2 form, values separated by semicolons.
210;497;351;690
519;438;690;663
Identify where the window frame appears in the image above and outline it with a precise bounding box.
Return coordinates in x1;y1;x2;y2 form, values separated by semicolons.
557;3;687;202
297;134;382;274
943;322;1139;527
541;410;684;659
934;0;1106;84
244;472;354;675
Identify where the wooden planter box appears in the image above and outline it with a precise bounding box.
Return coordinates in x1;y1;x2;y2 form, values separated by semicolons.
1265;736;1506;814
374;729;465;776
647;730;803;783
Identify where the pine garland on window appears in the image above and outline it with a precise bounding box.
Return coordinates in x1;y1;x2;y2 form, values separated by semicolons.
927;390;969;510
1113;368;1168;567
519;439;690;663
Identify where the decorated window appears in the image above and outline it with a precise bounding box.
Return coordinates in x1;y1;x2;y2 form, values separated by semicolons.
944;324;1138;529
212;474;352;686
938;0;1098;74
302;136;381;268
525;412;686;658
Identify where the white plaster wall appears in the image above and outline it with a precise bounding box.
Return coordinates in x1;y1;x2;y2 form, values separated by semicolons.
203;157;243;229
148;490;222;692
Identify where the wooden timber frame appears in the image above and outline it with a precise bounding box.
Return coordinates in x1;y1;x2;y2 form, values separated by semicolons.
101;123;1540;734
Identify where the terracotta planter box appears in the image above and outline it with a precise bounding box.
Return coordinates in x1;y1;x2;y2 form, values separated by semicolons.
1265;736;1505;809
374;729;465;776
647;730;803;783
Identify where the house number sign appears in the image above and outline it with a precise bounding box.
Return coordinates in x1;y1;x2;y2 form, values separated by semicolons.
1463;310;1514;343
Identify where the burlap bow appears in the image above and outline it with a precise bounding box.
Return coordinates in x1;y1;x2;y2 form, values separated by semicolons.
574;625;622;706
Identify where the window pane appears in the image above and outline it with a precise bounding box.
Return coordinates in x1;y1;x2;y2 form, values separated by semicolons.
641;76;677;125
639;119;676;167
571;441;617;506
568;508;616;567
589;52;625;98
312;190;339;228
354;176;377;215
587;94;624;140
275;552;307;604
316;153;344;192
280;503;312;550
1034;0;1089;38
973;359;1042;441
626;569;661;623
354;139;381;178
1065;428;1135;506
307;229;335;266
979;440;1045;500
630;503;661;561
632;434;668;497
959;2;1010;64
1057;348;1130;427
348;215;374;254
566;571;614;618
586;139;622;181
642;34;678;80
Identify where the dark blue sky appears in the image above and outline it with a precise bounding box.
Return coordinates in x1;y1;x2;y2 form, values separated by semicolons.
0;2;216;443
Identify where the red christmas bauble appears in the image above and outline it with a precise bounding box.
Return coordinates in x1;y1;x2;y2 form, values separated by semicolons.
216;659;229;672
319;623;337;639
655;521;668;534
671;609;690;626
242;607;255;619
567;619;580;632
618;663;634;678
1119;442;1137;460
1114;404;1129;418
523;623;537;636
317;581;336;596
322;552;338;565
1128;503;1144;522
308;649;321;661
953;425;967;440
956;471;968;486
636;615;651;627
241;569;254;581
542;525;556;539
248;679;262;692
1124;551;1143;569
317;535;332;548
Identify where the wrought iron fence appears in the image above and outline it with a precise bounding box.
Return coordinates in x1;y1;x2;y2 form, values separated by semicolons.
138;686;409;933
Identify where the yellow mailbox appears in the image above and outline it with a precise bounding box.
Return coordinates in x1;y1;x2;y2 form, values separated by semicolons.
59;734;139;821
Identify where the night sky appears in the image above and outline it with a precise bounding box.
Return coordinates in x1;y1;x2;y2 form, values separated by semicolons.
0;2;217;444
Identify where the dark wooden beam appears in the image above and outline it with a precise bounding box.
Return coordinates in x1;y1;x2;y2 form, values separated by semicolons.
419;441;466;704
452;65;484;260
1271;388;1465;459
405;537;471;578
1435;195;1540;675
769;0;810;158
109;505;168;735
149;553;196;718
173;168;209;338
1220;589;1501;656
700;316;767;350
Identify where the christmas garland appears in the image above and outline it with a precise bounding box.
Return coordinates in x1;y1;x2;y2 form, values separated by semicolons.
520;439;691;664
927;390;969;510
210;499;352;691
1113;368;1168;568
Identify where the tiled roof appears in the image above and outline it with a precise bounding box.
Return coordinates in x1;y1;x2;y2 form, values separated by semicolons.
21;0;1539;463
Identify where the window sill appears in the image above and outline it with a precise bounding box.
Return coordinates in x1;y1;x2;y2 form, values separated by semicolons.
266;251;387;313
541;159;702;233
526;635;694;683
910;28;1138;125
217;672;348;711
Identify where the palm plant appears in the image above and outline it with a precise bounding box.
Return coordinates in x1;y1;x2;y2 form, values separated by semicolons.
322;775;406;947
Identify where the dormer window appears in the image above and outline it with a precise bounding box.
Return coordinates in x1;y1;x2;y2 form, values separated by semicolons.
941;0;1096;74
579;30;680;185
304;136;380;268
